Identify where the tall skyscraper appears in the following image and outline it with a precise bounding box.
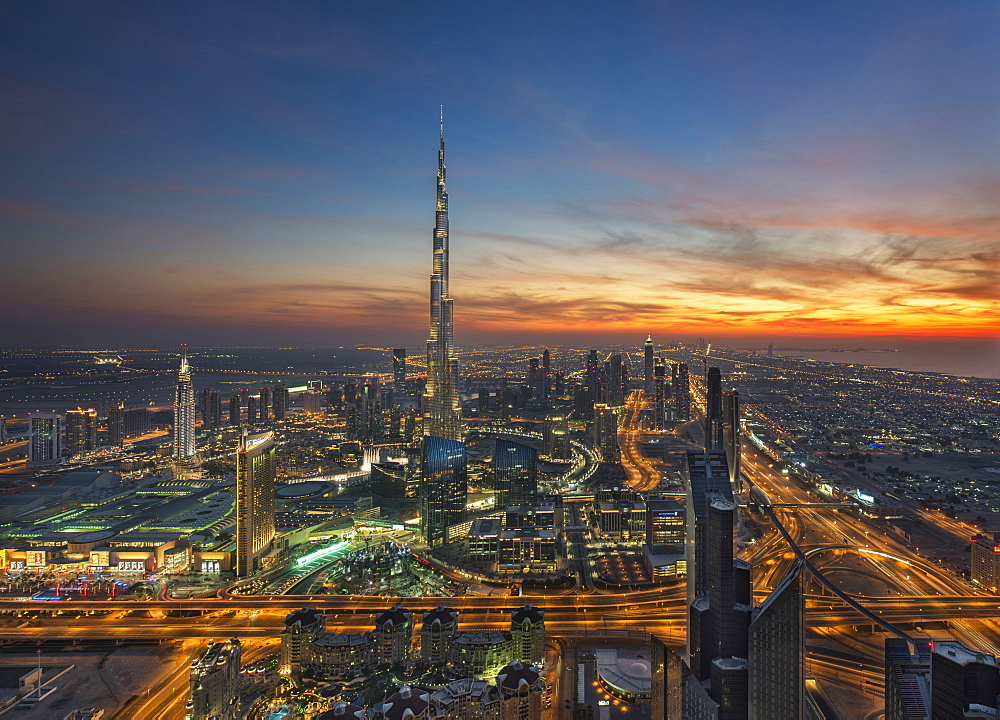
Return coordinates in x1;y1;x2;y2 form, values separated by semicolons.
723;391;741;490
586;349;600;403
393;348;407;394
606;354;625;406
0;417;6;445
420;435;467;546
272;383;289;422
674;362;691;421
542;414;571;460
173;351;196;460
542;348;551;401
593;403;619;462
259;387;271;422
677;450;804;718
644;334;654;393
749;563;804;719
422;110;462;443
235;429;277;576
654;358;667;430
493;437;538;509
29;412;62;464
200;388;222;430
228;394;242;426
64;408;97;456
705;367;724;451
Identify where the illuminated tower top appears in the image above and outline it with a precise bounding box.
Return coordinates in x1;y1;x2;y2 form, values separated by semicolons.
423;108;463;442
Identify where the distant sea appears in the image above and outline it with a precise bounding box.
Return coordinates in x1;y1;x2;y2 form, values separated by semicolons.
774;342;1000;379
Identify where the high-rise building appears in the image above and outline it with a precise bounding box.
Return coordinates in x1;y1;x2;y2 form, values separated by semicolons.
971;534;1000;593
645;335;654;393
542;348;551;402
748;563;804;719
679;450;804;718
654;358;668;430
884;637;931;720
64;408;97;456
586;350;600;403
723;391;741;490
651;636;717;720
542;414;571;460
228;394;242;426
246;395;258;425
422;111;462;443
593;404;619;462
272;383;289;422
0;417;6;445
420;435;467;546
606;354;625;406
173;351;196;460
885;637;1000;720
28;412;62;464
187;638;243;720
767;343;773;357
259;387;271;422
108;404;149;445
674;363;691;421
705;367;724;451
646;498;685;553
493;438;538;510
302;390;322;414
393;348;407;394
930;640;1000;719
234;429;276;576
200;388;222;430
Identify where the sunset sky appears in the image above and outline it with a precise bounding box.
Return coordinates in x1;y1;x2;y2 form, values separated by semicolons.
2;1;998;349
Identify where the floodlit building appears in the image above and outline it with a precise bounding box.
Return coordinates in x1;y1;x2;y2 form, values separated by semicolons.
234;429;276;576
173;351;196;460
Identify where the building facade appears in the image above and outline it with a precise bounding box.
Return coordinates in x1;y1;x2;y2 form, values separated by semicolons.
234;430;276;576
420;435;468;547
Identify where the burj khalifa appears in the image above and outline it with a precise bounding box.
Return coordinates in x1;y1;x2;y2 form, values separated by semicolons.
422;109;463;443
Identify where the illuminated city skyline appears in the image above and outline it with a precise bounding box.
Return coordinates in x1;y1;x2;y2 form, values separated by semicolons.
1;2;997;353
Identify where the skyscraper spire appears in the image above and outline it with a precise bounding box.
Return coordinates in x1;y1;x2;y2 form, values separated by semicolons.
423;109;463;442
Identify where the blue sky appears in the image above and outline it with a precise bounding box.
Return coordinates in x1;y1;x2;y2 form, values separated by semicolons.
2;0;998;347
